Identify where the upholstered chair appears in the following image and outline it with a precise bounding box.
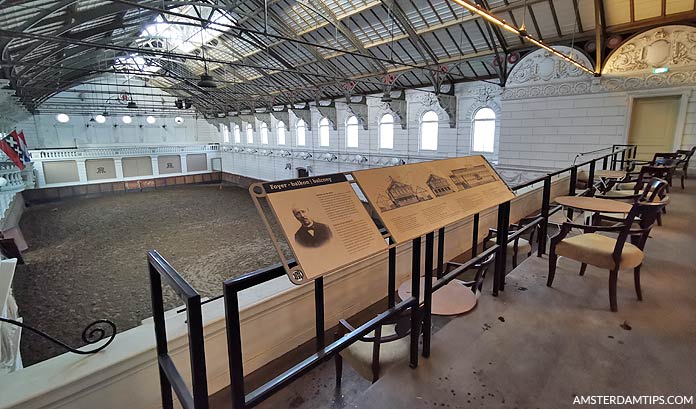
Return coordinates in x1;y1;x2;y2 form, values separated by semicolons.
547;202;665;312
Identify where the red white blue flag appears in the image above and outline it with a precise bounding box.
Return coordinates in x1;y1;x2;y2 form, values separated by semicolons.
0;130;25;170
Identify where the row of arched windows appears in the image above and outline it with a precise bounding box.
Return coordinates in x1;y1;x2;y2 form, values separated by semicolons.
223;108;496;153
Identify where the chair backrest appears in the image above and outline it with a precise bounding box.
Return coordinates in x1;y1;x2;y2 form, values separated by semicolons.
676;147;696;169
631;201;666;249
640;165;673;183
639;178;668;202
468;253;496;295
651;152;680;166
611;203;643;263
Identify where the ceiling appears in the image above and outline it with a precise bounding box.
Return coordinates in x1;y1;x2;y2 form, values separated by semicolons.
1;0;695;115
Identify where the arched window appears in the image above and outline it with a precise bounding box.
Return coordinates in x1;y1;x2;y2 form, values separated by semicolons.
420;110;439;151
296;119;306;146
260;122;269;144
234;124;241;143
246;123;253;143
346;115;359;148
471;108;496;153
379;114;394;149
222;124;230;143
277;121;286;145
319;117;330;147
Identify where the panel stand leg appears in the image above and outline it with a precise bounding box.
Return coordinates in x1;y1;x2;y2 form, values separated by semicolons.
422;232;434;358
409;236;421;369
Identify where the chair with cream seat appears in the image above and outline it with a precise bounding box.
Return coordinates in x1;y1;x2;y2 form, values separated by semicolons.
334;306;422;385
674;147;695;189
547;201;665;312
482;216;538;268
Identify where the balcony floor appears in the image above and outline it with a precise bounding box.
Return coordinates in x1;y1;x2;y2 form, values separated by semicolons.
214;184;696;409
351;185;696;408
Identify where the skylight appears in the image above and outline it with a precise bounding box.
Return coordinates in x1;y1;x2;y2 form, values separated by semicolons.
139;6;236;54
115;6;237;76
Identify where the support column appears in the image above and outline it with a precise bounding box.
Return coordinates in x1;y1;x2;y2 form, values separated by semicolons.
180;154;187;174
151;156;160;177
76;159;88;183
114;158;124;179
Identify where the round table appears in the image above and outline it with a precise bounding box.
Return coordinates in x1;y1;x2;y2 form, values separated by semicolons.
555;195;632;214
594;170;626;179
397;277;477;316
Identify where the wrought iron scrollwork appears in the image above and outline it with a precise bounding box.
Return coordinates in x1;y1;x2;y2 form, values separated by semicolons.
0;317;116;354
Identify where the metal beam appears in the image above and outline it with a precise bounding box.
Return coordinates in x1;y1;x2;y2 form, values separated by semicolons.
380;0;439;65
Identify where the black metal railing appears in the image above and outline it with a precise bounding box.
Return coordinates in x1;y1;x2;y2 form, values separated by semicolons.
484;144;637;294
0;317;116;354
148;144;636;409
148;249;209;409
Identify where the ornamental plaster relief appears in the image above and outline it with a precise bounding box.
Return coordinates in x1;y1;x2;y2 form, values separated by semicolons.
503;26;696;101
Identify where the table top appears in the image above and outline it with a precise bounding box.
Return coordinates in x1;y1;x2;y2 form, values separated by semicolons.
555;195;633;213
594;170;626;179
398;277;477;316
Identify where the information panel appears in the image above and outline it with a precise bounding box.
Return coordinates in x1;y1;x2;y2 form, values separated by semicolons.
259;173;388;283
352;156;515;244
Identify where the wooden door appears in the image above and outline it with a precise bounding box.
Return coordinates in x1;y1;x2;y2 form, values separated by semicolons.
628;96;680;161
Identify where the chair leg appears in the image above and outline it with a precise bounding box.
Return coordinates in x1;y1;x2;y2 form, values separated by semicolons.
512;251;518;269
579;263;587;276
334;353;343;387
681;174;685;190
634;266;642;301
609;269;619;312
657;212;663;226
547;251;558;287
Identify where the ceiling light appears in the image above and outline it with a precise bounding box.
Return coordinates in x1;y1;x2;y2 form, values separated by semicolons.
146;115;156;124
95;114;106;124
122;115;132;124
197;73;217;88
174;116;184;124
56;113;70;123
449;0;595;75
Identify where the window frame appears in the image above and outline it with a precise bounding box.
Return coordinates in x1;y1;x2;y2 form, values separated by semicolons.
246;123;253;144
379;113;394;150
296;119;306;146
346;115;359;148
233;124;241;143
260;122;269;145
319;117;330;147
420;110;439;151
471;107;497;154
277;121;286;145
222;124;230;143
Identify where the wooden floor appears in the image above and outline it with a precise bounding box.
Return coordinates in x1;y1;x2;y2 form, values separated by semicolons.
226;183;696;409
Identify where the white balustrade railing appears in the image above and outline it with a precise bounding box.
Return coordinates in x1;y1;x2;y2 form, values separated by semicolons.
0;162;34;222
31;143;220;161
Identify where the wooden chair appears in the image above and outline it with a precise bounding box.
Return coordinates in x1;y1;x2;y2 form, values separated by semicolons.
443;252;496;295
651;152;680;166
482;216;538;269
674;147;695;189
334;255;495;385
547;202;665;312
334;306;422;385
597;177;668;203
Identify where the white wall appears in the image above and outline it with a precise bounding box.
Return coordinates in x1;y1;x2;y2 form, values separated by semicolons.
16;114;220;148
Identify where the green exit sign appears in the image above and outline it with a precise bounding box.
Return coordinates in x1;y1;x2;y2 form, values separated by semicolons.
653;67;669;74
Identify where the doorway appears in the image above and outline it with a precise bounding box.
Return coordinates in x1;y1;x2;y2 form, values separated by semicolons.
628;95;681;161
297;167;309;178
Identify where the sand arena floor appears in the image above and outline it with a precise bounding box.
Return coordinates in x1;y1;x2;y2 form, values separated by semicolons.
14;184;285;365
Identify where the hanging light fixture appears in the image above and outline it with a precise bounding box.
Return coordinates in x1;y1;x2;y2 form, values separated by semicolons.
448;0;595;75
95;114;106;123
197;26;217;88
